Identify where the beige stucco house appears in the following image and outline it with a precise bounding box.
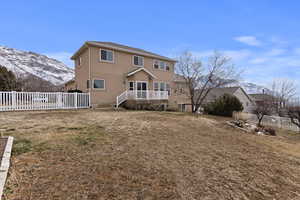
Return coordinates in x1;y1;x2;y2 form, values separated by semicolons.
71;41;189;109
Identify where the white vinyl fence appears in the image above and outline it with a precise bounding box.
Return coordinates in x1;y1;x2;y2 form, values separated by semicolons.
233;112;300;132
0;91;90;112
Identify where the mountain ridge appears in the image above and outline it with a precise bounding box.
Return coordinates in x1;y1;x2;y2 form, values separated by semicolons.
0;45;74;86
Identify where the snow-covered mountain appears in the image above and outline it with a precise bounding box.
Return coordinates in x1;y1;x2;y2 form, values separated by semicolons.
0;46;74;85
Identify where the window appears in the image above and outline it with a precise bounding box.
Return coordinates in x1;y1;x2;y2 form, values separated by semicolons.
166;83;171;95
153;60;159;69
178;104;186;112
154;60;169;71
100;49;114;62
160;82;165;91
154;82;170;94
154;82;159;91
93;79;105;89
159;61;165;70
129;81;135;90
77;57;81;66
133;55;144;66
87;80;90;89
166;65;170;71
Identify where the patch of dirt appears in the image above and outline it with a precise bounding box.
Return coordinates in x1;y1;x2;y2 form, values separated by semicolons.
0;110;300;200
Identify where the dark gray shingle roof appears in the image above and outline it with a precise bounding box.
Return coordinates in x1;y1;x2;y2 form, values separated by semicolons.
86;41;176;62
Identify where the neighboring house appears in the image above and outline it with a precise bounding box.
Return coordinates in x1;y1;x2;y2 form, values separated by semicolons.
249;93;283;115
71;41;182;109
64;79;76;91
172;74;192;112
249;93;275;106
201;87;254;112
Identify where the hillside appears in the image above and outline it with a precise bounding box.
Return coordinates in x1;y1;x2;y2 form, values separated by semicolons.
2;110;300;199
0;46;74;86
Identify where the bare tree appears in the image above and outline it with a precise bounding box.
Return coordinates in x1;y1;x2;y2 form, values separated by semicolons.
287;100;300;132
252;97;275;127
270;79;297;115
175;51;240;113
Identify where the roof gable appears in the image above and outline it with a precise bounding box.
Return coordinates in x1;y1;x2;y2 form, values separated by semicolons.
127;68;157;79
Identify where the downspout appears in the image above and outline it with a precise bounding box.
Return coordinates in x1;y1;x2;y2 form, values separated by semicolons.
88;46;92;107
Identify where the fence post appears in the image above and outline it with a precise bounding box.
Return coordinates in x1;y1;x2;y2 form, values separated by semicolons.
74;93;78;109
89;92;91;108
57;92;62;109
12;91;16;110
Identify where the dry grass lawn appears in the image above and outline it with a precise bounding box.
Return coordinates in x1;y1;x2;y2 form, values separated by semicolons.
0;109;300;200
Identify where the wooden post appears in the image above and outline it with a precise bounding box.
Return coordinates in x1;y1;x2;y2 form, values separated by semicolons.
74;93;78;109
11;91;16;111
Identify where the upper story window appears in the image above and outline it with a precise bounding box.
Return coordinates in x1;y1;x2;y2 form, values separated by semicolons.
154;60;159;69
133;55;144;66
100;49;114;62
153;60;170;71
77;57;81;66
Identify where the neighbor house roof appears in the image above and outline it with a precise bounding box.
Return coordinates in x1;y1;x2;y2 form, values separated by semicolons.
71;41;177;62
173;74;186;83
199;87;253;103
249;93;275;101
127;68;157;79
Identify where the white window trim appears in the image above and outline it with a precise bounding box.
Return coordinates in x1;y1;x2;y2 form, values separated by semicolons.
153;59;170;71
153;81;165;90
153;82;159;91
99;49;114;63
93;79;106;90
136;81;148;90
153;81;171;95
128;81;135;90
153;59;160;70
133;55;144;67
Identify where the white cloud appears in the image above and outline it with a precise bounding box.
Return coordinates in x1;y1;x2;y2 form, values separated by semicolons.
270;36;288;46
266;48;286;56
223;49;252;61
192;49;251;62
234;36;262;46
44;52;73;68
294;48;300;55
249;57;268;64
192;50;214;58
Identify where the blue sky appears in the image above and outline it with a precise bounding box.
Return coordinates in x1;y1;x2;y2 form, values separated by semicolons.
1;0;300;91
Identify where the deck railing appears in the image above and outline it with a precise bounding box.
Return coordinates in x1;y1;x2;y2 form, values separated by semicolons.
0;91;90;112
116;90;168;107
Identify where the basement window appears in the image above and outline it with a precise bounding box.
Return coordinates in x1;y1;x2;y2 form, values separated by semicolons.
93;79;105;89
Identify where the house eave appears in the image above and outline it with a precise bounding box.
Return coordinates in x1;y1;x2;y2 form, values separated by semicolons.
72;41;177;62
127;68;158;79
